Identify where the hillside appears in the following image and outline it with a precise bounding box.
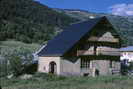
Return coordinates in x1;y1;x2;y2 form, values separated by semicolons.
0;0;77;43
55;9;133;46
0;0;133;46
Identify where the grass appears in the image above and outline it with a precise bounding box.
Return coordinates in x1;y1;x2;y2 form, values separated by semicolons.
1;73;133;89
0;40;40;51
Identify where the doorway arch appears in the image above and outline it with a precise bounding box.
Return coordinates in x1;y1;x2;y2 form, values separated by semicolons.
49;61;57;74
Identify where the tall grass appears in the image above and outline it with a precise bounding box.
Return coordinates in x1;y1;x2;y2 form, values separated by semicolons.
1;73;133;89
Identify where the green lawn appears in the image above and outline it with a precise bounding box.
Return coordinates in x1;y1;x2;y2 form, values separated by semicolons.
1;73;133;89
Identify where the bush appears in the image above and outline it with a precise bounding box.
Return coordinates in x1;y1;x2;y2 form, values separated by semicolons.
0;41;40;77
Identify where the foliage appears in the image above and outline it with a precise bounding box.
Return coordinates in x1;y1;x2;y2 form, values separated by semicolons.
121;61;133;75
129;62;133;70
1;73;133;89
0;0;77;43
0;41;40;77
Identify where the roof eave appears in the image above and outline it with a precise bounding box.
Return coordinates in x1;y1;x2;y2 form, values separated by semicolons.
39;54;63;57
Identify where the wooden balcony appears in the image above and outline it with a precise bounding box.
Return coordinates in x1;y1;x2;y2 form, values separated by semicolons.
77;50;120;56
88;37;119;43
77;50;94;56
97;50;120;56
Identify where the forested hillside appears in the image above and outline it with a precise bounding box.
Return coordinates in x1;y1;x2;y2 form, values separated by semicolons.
0;0;77;43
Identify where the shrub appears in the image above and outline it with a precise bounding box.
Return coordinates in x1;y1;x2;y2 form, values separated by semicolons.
0;41;40;77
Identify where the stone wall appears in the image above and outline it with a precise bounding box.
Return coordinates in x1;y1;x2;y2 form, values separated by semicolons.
60;57;81;76
38;57;81;76
90;60;110;75
38;57;120;76
89;60;120;76
38;57;61;75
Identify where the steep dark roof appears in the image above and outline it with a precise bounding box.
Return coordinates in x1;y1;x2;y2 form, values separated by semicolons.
38;16;108;57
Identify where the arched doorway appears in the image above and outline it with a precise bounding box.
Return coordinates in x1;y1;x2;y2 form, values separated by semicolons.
49;61;57;74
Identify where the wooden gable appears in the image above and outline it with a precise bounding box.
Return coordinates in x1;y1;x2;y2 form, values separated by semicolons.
63;17;121;57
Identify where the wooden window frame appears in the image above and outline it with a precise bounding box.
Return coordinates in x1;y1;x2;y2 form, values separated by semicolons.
81;59;90;69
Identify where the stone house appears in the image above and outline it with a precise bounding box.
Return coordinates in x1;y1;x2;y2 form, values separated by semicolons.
37;16;121;76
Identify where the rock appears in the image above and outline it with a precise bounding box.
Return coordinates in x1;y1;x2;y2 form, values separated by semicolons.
20;74;33;79
7;74;14;79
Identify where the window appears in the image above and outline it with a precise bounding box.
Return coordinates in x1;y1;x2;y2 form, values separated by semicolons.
110;60;113;68
81;59;90;68
43;66;46;70
110;60;115;68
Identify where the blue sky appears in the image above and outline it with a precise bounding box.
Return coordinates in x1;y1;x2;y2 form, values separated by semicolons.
36;0;133;16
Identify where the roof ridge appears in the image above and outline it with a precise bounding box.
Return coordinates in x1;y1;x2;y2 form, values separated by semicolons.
70;16;104;25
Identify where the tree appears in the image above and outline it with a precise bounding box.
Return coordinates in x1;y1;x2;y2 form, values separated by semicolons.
129;62;133;71
0;46;33;76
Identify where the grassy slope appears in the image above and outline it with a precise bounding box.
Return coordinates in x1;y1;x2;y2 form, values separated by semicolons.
1;73;133;89
0;40;40;51
0;40;40;57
